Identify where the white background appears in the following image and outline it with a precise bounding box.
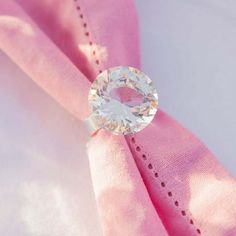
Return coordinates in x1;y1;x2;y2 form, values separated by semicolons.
136;0;236;175
0;1;236;235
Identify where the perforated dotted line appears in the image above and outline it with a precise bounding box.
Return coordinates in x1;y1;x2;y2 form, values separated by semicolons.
73;0;103;74
73;1;201;234
130;136;202;235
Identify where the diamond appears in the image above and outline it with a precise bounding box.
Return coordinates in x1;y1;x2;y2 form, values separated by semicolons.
88;66;158;135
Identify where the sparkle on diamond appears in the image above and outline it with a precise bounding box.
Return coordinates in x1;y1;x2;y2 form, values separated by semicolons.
88;66;158;135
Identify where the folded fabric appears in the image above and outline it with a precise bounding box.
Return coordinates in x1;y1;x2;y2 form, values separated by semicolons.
0;0;236;235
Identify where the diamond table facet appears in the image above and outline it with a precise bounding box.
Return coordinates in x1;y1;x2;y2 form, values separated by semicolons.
88;66;158;135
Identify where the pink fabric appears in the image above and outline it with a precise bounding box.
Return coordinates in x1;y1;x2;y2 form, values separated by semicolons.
0;0;236;235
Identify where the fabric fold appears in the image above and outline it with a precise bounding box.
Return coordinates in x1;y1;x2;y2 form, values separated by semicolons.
126;111;236;236
87;130;168;235
0;0;90;119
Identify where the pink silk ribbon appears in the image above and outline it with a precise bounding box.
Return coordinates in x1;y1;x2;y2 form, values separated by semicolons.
0;0;236;235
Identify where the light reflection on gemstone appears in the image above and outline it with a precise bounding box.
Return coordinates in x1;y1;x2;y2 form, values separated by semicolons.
88;66;158;135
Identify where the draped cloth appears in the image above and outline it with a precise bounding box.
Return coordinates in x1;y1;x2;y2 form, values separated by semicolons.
0;0;236;235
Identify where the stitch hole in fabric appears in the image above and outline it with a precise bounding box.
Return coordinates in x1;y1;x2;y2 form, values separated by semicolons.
197;229;201;234
148;163;153;169
142;154;147;160
181;210;186;216
161;182;165;187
